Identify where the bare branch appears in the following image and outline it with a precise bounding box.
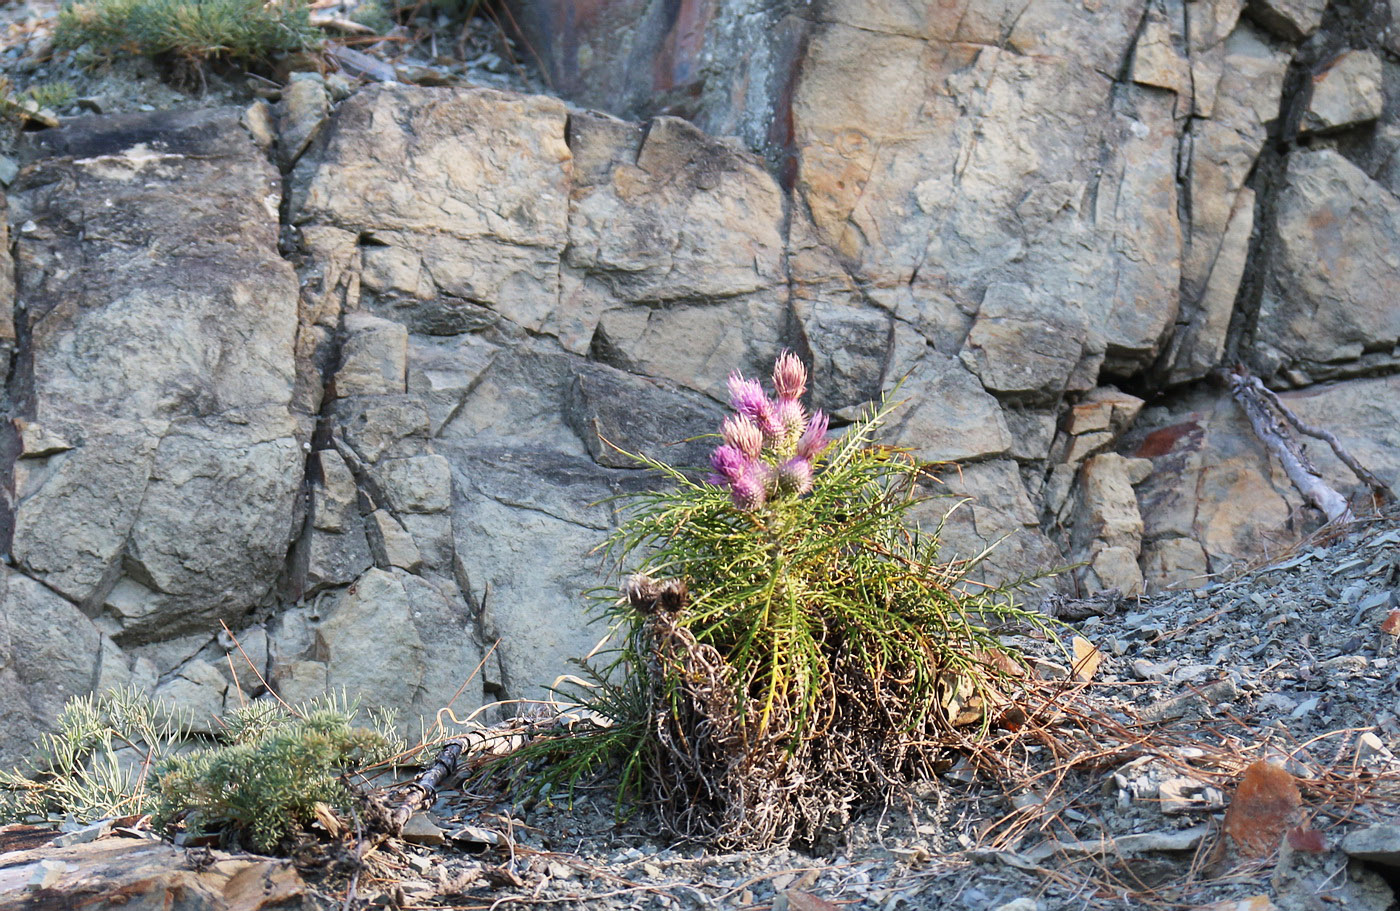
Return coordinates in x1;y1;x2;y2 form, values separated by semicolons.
1227;370;1353;525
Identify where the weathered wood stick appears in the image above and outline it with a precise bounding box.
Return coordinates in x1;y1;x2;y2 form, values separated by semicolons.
365;710;608;836
1248;379;1393;499
1228;370;1353;525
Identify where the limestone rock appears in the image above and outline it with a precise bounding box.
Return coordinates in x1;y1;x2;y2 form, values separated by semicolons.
311;449;359;533
1342;824;1400;868
1141;537;1211;593
0;194;12;364
960;282;1086;403
792;298;895;415
297;568;483;726
1255;151;1400;376
405;333;500;434
296;518;373;597
1130;376;1400;578
446;445;646;698
1071;454;1152;595
371;455;452;514
1301;50;1384;134
334;312;408;398
1168;187;1255;384
793;29;1179;377
367;509;423;572
566;116;785;304
329;395;431;464
910;460;1064;601
590;296;793;404
565;362;724;469
1131;396;1297;574
1181;25;1290;308
153;658;228;734
7;108;300;638
883;352;1012;463
278;71;329;167
1247;0;1327;41
0;567;132;767
1132;3;1190;99
432;341;587;453
293;84;571;333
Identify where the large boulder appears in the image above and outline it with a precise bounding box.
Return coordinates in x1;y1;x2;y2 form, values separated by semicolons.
5;108;301;642
1254;150;1400;380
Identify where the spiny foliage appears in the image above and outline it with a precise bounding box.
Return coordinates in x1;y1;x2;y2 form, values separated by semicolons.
2;688;403;855
502;356;1059;849
55;0;321;69
153;694;403;853
0;686;187;823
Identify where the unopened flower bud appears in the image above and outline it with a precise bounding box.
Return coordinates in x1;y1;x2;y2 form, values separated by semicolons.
776;457;814;495
772;351;808;400
796;410;831;460
722;415;764;460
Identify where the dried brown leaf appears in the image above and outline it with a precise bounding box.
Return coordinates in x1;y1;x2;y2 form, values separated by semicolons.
784;889;840;911
1222;760;1302;858
1285;825;1327;853
1071;637;1103;682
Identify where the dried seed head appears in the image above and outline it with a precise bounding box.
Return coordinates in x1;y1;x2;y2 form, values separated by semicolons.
625;574;689;615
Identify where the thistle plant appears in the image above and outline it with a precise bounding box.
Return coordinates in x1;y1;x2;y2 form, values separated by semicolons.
502;353;1054;850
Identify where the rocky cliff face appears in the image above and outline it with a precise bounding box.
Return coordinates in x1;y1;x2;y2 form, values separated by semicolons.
0;0;1397;764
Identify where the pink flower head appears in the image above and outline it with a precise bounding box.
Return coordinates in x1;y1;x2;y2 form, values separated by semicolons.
709;444;750;484
721;415;764;460
776;457;815;495
727;371;783;440
775;397;807;443
729;472;767;511
796;410;830;460
772;351;808;401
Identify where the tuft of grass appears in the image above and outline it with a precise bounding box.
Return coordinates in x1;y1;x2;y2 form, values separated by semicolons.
492;362;1061;850
0;687;189;824
2;688;403;855
152;694;403;852
24;81;78;111
54;0;321;69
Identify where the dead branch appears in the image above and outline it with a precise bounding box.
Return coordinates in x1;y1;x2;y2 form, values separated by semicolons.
364;710;609;837
1227;369;1354;525
1248;380;1392;501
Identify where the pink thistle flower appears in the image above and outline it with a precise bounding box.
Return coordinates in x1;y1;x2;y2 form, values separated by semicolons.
772;351;808;401
776;457;814;495
796;410;831;460
727;372;783;440
709;444;749;484
775;397;806;443
730;472;767;511
721;415;764;460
